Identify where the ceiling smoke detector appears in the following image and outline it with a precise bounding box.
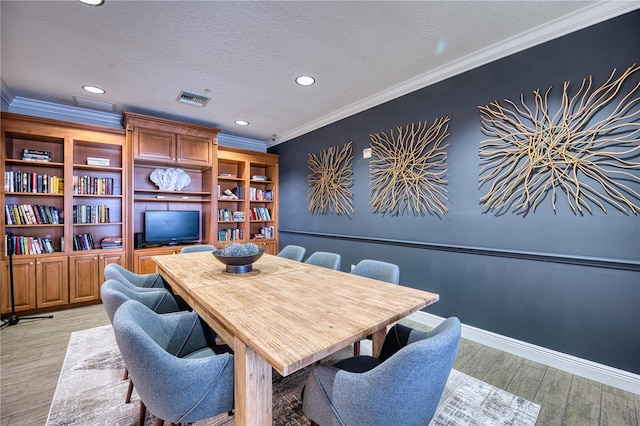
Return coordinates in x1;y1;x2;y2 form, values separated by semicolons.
176;91;211;107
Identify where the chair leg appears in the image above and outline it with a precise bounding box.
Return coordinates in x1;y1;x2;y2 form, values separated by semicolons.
353;340;361;356
125;379;134;403
123;367;129;380
155;418;164;426
138;401;146;426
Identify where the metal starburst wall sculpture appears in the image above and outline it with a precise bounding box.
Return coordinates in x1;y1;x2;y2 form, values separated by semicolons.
369;118;450;216
307;141;354;216
479;64;640;216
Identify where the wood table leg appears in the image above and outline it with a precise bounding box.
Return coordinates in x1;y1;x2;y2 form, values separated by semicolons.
371;328;386;358
234;337;272;425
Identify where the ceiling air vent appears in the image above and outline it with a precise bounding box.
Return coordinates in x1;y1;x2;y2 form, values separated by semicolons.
176;91;210;107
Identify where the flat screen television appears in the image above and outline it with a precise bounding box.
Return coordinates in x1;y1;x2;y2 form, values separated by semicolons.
144;210;200;245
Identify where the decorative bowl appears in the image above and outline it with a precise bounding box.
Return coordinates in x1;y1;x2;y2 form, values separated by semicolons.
212;249;265;273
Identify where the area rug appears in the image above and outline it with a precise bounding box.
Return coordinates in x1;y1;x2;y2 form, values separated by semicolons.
46;325;540;425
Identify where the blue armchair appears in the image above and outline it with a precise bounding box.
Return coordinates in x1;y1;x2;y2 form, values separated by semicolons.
104;263;165;289
302;317;461;426
112;300;235;425
277;245;307;261
305;251;341;270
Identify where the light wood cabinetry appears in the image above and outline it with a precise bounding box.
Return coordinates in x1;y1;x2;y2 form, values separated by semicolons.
216;147;279;254
1;113;126;314
69;252;124;303
134;246;182;274
122;112;219;271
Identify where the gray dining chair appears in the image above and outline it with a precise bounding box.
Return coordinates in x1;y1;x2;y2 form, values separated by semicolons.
302;317;461;426
277;245;306;261
305;251;341;270
350;259;400;355
112;299;235;425
180;244;216;253
104;263;165;289
100;278;182;419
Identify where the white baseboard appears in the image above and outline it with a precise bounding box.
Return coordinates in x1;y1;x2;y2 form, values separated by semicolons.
408;311;640;395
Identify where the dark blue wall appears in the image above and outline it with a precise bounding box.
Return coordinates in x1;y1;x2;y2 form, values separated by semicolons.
270;11;640;374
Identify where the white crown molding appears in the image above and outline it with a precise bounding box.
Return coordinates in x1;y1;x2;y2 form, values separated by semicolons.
218;133;267;152
7;96;267;151
8;96;122;128
1;79;16;107
408;311;640;395
272;1;640;146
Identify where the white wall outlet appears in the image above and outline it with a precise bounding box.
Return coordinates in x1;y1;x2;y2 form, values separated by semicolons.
362;148;372;159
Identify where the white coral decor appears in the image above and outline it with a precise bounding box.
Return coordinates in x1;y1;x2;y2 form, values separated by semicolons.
150;168;191;191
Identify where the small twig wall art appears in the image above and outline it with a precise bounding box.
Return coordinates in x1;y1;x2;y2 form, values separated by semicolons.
307;141;354;216
369;118;450;216
479;64;640;215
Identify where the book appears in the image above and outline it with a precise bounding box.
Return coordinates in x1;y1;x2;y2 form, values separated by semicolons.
87;156;110;166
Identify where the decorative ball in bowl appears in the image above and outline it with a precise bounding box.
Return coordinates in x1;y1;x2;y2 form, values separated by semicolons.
212;243;264;274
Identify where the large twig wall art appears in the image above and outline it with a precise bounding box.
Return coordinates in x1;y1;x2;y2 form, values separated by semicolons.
369;118;451;216
478;64;640;215
307;141;354;216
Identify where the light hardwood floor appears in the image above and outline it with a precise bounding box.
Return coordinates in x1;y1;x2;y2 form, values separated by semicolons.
1;305;638;425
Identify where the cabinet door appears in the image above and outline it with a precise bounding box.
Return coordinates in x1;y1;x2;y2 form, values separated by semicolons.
133;128;176;162
98;252;125;283
36;256;69;308
134;247;178;274
0;259;36;313
70;255;100;303
177;135;212;167
255;240;277;255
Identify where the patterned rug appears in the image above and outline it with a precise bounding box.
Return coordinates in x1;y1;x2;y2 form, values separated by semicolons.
46;325;540;425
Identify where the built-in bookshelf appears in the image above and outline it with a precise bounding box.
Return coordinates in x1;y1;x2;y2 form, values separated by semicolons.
1;113;126;313
216;147;279;254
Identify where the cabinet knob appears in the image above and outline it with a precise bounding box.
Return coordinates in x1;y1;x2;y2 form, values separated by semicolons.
36;261;40;265
30;262;35;265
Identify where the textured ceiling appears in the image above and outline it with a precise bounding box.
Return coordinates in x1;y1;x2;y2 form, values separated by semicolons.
1;1;638;146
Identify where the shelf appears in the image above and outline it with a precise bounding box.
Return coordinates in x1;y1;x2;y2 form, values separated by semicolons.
5;159;64;168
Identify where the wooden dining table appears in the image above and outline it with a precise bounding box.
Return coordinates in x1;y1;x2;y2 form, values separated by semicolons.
152;251;439;425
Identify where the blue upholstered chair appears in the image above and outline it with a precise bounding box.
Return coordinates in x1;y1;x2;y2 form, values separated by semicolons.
350;259;400;284
305;251;341;270
112;300;235;425
302;317;461;426
100;279;179;323
277;245;306;261
350;259;400;355
104;263;165;290
180;244;216;253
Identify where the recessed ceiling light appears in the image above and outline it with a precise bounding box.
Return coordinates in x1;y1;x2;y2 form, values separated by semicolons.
82;85;105;94
235;120;250;126
78;0;104;5
295;75;315;86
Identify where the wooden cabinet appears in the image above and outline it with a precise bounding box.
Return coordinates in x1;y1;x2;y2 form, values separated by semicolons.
133;246;181;274
123;112;219;272
70;252;125;303
126;112;214;167
216;147;279;255
1;112;125;314
0;256;68;312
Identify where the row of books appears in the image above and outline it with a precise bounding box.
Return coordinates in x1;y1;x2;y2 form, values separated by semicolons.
253;226;275;239
250;207;271;221
22;149;52;163
249;187;273;201
101;236;123;249
218;228;244;242
73;233;95;250
72;176;116;195
6;235;56;255
218;209;244;221
218;186;245;200
5;204;62;225
73;204;111;224
4;171;64;194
